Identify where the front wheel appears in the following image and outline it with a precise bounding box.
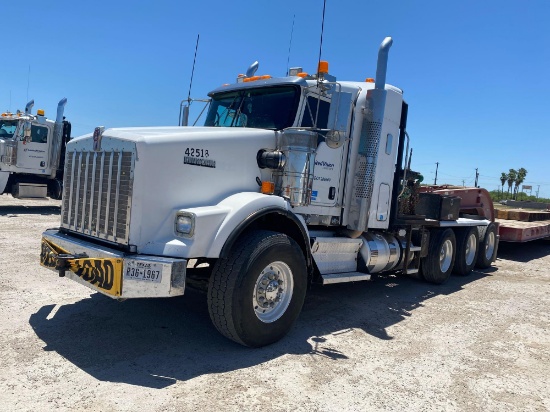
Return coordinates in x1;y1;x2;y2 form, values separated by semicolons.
421;228;456;284
207;230;307;347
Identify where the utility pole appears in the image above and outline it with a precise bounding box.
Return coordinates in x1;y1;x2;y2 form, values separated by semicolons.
474;168;479;187
434;162;439;185
536;185;540;199
462;180;465;187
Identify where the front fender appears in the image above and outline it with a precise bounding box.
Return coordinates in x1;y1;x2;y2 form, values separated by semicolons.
142;192;296;258
207;192;293;257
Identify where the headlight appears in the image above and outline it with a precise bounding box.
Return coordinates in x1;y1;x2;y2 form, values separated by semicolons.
175;212;195;237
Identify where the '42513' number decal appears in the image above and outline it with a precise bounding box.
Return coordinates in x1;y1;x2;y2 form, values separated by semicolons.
185;148;209;158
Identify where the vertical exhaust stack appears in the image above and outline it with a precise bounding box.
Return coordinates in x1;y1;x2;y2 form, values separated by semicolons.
25;100;35;115
50;98;68;174
348;37;393;232
55;98;67;123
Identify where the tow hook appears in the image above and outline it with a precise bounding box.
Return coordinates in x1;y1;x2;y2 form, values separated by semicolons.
55;253;88;277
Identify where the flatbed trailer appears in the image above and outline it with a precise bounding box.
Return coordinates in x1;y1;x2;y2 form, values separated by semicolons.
497;209;550;242
419;186;550;243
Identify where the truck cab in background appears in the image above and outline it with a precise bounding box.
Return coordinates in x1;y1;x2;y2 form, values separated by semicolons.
0;98;70;199
40;38;498;347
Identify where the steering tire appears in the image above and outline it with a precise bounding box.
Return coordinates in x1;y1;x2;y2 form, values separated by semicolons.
207;230;307;347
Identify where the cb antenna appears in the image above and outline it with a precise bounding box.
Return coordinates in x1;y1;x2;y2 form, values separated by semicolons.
179;34;200;126
316;0;327;85
187;34;200;103
285;14;295;76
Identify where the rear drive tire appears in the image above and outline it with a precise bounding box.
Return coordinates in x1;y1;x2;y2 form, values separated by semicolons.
207;230;307;347
453;227;479;276
421;228;456;284
476;223;497;269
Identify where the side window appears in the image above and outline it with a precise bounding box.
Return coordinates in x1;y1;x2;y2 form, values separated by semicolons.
301;96;330;129
31;125;49;143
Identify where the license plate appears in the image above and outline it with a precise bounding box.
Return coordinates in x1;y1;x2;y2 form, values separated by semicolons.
124;260;163;283
40;238;123;296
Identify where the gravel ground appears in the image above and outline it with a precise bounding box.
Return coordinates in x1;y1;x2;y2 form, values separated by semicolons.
1;195;549;412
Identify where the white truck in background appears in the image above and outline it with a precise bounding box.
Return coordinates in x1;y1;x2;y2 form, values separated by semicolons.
40;38;498;347
0;98;70;199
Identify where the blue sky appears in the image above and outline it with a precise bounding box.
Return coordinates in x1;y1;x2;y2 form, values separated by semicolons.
2;0;549;197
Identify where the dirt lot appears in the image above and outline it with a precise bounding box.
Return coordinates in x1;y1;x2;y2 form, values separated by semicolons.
1;195;549;412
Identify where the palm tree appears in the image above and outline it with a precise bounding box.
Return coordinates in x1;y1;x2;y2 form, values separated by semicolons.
507;169;516;198
514;167;528;200
500;172;507;199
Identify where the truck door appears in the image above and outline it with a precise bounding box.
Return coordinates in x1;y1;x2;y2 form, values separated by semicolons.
299;93;351;207
16;123;51;170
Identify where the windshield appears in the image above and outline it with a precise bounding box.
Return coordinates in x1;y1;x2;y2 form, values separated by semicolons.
0;120;18;139
205;86;300;130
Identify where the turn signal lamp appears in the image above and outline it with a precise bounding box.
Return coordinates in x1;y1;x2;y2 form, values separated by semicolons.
365;78;375;83
318;61;329;74
261;181;275;195
37;109;45;116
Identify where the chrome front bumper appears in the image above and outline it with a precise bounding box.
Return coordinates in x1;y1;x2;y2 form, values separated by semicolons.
41;230;186;299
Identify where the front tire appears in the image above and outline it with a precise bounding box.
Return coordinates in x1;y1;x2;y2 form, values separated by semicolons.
421;228;456;284
453;227;479;276
207;230;307;347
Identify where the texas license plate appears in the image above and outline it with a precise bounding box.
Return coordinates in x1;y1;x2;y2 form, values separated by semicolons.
124;261;162;283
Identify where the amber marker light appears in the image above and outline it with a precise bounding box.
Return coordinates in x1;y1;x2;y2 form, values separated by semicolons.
365;78;375;83
37;109;45;116
261;181;275;195
260;75;272;80
318;60;329;74
297;72;308;78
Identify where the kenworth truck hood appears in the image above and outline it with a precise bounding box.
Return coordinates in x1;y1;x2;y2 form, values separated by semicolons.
62;127;277;254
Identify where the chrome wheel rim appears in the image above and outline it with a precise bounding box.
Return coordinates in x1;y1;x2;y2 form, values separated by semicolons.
440;239;453;273
465;233;477;266
484;231;495;260
253;261;293;323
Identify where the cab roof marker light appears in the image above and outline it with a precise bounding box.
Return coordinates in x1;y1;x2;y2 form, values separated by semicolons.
288;67;302;76
297;72;308;78
365;78;375;83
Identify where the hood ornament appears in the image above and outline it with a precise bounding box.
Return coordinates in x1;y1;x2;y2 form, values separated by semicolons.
93;126;105;151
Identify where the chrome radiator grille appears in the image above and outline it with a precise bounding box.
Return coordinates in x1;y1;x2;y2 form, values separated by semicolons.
61;150;134;244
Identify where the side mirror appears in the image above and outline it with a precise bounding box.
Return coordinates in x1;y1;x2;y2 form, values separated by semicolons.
325;89;352;149
23;121;32;143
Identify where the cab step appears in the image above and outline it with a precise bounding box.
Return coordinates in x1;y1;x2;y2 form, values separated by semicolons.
321;271;371;285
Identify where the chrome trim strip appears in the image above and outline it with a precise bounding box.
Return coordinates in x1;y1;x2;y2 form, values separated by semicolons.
113;151;122;241
73;152;83;230
88;152;97;231
104;151;114;236
81;151;90;232
67;150;76;228
96;152;105;235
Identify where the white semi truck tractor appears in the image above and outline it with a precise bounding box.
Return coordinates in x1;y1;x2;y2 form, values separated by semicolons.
40;38;498;347
0;98;70;199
